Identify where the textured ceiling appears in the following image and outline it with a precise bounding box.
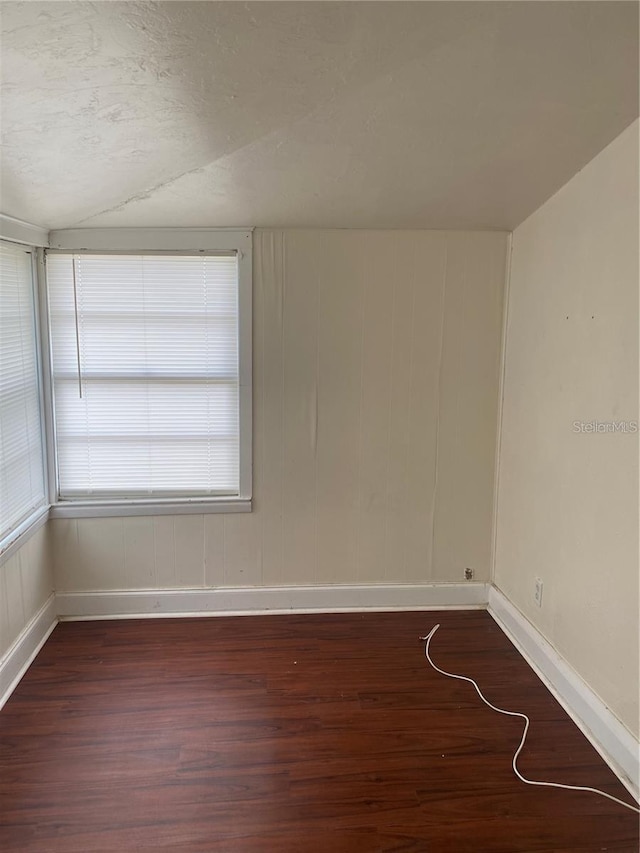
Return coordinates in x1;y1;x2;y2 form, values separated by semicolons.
1;1;638;230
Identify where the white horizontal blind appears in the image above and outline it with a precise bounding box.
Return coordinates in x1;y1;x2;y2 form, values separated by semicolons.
47;253;240;498
0;242;46;540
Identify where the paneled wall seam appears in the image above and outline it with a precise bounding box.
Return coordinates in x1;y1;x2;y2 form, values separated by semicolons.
430;240;447;580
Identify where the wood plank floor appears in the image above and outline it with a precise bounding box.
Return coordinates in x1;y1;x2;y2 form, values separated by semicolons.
0;611;637;852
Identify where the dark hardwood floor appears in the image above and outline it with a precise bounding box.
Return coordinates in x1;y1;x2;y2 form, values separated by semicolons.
0;611;637;852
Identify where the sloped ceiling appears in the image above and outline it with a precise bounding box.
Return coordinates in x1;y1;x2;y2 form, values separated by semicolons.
1;1;638;230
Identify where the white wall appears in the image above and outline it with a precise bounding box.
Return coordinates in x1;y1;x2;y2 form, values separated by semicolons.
0;526;54;659
494;121;639;737
52;229;507;592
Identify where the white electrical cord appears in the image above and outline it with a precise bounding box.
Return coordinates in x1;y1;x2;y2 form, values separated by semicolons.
420;624;640;814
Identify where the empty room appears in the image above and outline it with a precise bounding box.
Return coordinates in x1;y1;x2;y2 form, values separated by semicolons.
0;2;638;850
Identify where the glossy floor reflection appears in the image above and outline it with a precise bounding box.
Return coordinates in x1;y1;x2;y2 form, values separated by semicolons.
0;611;637;852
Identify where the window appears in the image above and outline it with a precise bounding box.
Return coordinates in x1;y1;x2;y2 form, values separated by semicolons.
0;241;46;547
46;240;251;514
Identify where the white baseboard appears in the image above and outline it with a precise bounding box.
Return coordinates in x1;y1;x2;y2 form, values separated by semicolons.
488;586;639;802
0;594;57;710
56;582;489;620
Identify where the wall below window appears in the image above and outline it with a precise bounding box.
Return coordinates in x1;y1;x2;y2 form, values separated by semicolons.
0;526;54;660
51;229;508;592
494;120;639;738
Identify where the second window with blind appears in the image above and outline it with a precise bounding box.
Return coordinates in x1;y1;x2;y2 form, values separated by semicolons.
46;245;251;510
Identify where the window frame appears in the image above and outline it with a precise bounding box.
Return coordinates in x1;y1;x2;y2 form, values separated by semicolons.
0;239;49;561
43;229;252;518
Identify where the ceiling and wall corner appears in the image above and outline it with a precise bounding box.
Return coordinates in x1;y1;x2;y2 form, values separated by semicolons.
1;1;638;231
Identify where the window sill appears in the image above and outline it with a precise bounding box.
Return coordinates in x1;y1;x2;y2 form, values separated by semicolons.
49;499;252;519
0;504;50;565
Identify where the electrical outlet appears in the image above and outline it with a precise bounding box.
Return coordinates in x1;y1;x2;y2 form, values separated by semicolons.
534;577;543;607
464;567;474;581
